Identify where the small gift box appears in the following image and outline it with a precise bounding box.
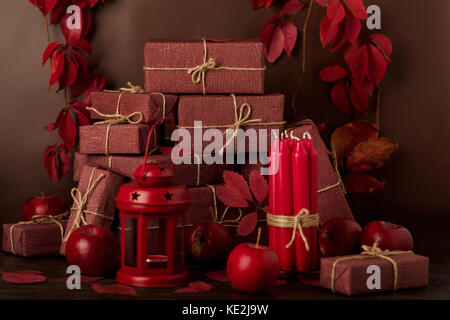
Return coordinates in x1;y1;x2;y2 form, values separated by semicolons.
320;245;429;295
74;152;90;183
60;165;125;255
89;153;234;187
79;124;154;155
144;39;265;94
178;94;285;154
89;84;178;123
285;120;353;225
2;215;68;257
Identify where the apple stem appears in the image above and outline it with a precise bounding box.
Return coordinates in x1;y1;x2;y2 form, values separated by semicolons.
255;227;262;248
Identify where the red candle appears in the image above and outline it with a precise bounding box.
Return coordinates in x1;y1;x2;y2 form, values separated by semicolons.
291;140;311;271
304;137;318;269
269;139;295;271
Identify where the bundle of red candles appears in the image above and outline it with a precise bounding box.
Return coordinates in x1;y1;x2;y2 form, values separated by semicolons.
268;131;318;272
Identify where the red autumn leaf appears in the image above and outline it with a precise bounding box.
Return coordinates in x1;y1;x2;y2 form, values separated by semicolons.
70;49;88;73
327;0;345;25
367;44;388;85
369;34;392;60
73;0;106;9
348;80;368;113
343;173;385;194
205;270;229;283
330;79;351;117
261;23;285;63
223;171;253;202
90;283;137;296
215;186;249;208
280;0;305;17
2;271;46;284
49;0;70;24
42;42;63;67
28;0;57;16
60;9;91;44
318;65;348;82
330;120;379;166
347;44;369;82
342;0;368;20
44;144;71;183
328;19;347;52
274;279;288;287
315;0;332;7
59;107;78;147
174;281;213;293
249;170;268;203
58;52;78;90
49;50;65;87
298;273;321;287
82;70;106;103
345;11;361;43
320;15;339;47
252;0;273;10
346;137;399;172
237;211;258;236
71;39;92;56
280;21;298;56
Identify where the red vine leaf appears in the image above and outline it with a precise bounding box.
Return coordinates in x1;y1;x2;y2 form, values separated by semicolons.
237;211;258;236
348;80;368;114
342;0;368;20
260;22;285;63
347;44;369;82
327;0;345;25
320;15;339;47
60;9;91;44
49;50;65;87
345;11;361;43
223;171;253;202
90;283;137;296
318;65;348;82
205;270;229;283
280;0;305;17
215;186;249;208
49;0;70;24
42;42;63;67
28;0;57;16
2;270;46;284
252;0;274;10
44;144;71;183
315;0;332;7
249;170;268;203
280;21;298;56
345;137;399;172
343;173;385;194
330;79;351;117
174;281;213;293
59;53;78;90
369;34;392;60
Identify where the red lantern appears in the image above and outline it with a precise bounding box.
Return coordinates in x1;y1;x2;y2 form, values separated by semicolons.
115;119;190;287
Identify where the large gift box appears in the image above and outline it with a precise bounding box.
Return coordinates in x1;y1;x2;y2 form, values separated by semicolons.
89;89;178;124
60;165;125;255
177;94;285;154
74;152;89;183
2;218;68;257
320;247;429;295
88;153;234;187
79;124;153;155
285;120;353;225
144;39;265;94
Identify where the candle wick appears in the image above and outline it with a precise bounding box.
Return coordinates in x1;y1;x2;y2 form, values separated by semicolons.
255;227;262;248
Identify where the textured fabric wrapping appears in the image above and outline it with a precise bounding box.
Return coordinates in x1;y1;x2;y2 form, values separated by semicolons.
78;124;152;155
2;221;68;257
73;152;89;183
60;165;125;255
320;254;429;295
89;91;178;123
178;94;285;153
286;120;353;225
144;39;265;94
88;154;234;187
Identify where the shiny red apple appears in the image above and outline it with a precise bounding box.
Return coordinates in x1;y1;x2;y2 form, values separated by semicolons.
186;221;232;265
319;217;362;257
22;193;69;221
66;225;120;276
360;221;413;251
227;243;279;294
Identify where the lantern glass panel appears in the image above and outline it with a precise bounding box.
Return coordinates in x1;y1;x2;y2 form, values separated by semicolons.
175;216;184;269
124;216;137;267
147;217;168;269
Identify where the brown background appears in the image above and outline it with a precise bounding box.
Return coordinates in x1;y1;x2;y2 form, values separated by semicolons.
0;0;449;237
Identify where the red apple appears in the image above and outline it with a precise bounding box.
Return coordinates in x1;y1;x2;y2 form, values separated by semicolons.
319;217;362;257
360;221;413;251
186;221;232;265
22;193;69;221
66;225;120;276
227;243;279;294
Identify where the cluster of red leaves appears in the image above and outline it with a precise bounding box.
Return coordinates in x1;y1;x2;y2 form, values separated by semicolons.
331;120;398;194
29;1;107;182
258;0;305;63
215;170;268;237
1;270;46;284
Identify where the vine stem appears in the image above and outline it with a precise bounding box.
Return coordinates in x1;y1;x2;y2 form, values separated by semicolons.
43;15;51;45
290;0;314;117
376;87;382;129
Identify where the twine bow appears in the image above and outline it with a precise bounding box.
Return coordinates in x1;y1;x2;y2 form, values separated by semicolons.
266;209;319;251
9;212;69;255
63;168;114;242
330;243;414;293
187;57;217;86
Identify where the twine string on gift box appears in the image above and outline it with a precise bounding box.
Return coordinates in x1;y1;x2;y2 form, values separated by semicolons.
178;94;286;155
64;168;114;242
206;185;244;226
330;243;414;293
266;210;319;251
143;39;266;95
8;212;69;255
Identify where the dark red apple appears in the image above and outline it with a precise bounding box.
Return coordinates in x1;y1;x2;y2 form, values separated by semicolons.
22;193;69;221
186;221;232;265
227;243;279;294
319;217;362;257
360;221;413;251
66;225;120;276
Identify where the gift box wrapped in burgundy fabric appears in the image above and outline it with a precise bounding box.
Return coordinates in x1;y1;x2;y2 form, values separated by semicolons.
178;94;285;154
320;246;429;295
78;124;153;155
144;39;265;94
73;152;90;183
285;120;353;225
2;218;68;257
89;87;178;123
88;153;234;187
60;165;125;255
